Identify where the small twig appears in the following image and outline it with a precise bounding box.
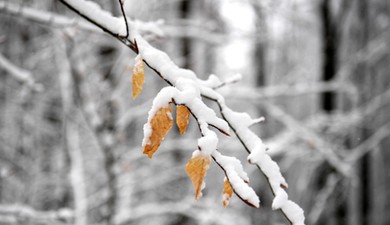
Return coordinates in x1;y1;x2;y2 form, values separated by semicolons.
0;53;42;91
118;0;129;38
0;1;98;31
0;204;73;224
308;174;340;224
346;121;390;162
260;101;351;177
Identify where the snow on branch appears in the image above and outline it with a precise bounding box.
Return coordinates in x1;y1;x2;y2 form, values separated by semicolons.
0;204;73;224
59;0;305;224
0;1;97;31
0;53;42;91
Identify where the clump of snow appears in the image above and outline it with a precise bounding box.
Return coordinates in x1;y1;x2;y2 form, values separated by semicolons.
197;74;223;88
198;125;218;155
281;201;305;225
64;0;127;36
212;151;259;207
272;189;288;210
141;87;175;148
247;143;267;164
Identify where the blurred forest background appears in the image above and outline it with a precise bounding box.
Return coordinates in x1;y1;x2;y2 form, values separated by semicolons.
1;0;390;225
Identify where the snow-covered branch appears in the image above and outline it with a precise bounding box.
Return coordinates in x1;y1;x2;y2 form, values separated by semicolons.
0;1;97;31
259;101;351;177
0;53;42;91
0;204;73;224
59;0;305;224
222;81;357;100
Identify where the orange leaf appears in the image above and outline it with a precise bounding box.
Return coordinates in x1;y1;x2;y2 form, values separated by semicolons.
185;154;210;200
176;105;190;135
132;55;144;100
222;178;234;207
143;106;173;158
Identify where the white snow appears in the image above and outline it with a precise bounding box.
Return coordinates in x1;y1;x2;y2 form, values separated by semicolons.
272;189;288;210
63;0;165;38
212;151;259;207
63;1;305;222
198;126;218;155
64;0;127;35
281;201;306;225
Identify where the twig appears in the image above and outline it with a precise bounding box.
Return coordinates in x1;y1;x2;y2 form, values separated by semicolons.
0;1;97;31
118;0;129;38
54;34;88;225
307;174;340;224
346;121;390;162
0;204;73;224
259;102;351;177
0;53;42;91
221;81;357;100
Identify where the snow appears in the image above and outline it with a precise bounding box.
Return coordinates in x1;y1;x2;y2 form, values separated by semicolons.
62;1;305;222
64;0;127;35
281;201;305;225
136;29;303;221
198;126;218;155
197;74;223;88
212;151;259;207
272;189;288;210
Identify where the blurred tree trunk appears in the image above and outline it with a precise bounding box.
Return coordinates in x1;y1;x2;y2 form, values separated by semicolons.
320;0;338;112
316;0;390;224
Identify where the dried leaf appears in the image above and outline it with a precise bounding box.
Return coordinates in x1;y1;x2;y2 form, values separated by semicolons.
176;105;190;135
222;178;234;207
185;154;211;200
143;106;173;158
132;55;144;100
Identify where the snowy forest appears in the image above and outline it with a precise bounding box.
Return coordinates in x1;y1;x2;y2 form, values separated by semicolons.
0;0;390;225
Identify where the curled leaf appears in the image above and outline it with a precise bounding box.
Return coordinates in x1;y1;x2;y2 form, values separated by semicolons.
143;106;173;158
222;178;234;207
176;105;190;135
132;54;145;100
185;153;211;200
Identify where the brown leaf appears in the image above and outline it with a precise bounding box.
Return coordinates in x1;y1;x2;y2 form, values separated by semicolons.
185;154;211;200
132;55;144;100
143;106;173;158
222;178;234;207
176;105;190;135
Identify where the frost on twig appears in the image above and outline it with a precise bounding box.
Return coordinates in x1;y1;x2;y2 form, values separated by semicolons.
59;0;306;224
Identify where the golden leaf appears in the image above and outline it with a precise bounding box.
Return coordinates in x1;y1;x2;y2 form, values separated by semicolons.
143;106;173;158
185;154;211;200
176;105;190;135
222;178;234;207
132;55;144;100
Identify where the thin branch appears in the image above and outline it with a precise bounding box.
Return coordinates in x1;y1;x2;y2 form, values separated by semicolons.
346;121;390;162
0;204;73;224
260;102;351;177
118;0;129;38
0;1;97;31
58;0;136;52
307;174;340;224
58;1;304;223
0;53;42;91
221;81;357;100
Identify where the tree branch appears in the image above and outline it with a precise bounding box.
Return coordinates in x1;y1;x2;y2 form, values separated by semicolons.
0;204;73;224
58;0;306;224
0;53;42;91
